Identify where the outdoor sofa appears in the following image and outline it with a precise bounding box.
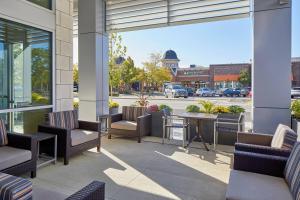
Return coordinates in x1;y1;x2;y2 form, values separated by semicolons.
38;110;101;165
0;172;105;200
0;119;37;178
226;142;300;200
108;106;151;143
235;124;298;157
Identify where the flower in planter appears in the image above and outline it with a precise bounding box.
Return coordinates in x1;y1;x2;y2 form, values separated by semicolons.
159;104;173;112
291;100;300;119
135;92;150;107
213;105;229;114
186;105;200;113
228;105;245;114
147;104;159;112
109;100;119;108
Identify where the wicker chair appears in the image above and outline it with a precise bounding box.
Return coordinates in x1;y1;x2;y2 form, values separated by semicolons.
38;110;101;165
108;106;151;143
235;124;298;157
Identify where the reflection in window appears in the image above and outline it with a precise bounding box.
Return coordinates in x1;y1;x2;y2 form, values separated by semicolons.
0;18;52;110
27;0;52;9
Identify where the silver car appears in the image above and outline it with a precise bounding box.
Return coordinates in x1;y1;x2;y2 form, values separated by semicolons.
164;85;188;98
196;88;215;97
291;87;300;98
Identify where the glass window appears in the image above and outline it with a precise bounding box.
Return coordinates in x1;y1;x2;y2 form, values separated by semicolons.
27;0;52;9
0;18;52;110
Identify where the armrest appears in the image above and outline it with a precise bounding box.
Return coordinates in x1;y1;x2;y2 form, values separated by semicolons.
66;181;105;200
235;143;291;157
237;132;273;146
79;120;100;132
38;125;71;148
234;150;288;177
7;133;37;154
110;113;122;123
137;114;151;136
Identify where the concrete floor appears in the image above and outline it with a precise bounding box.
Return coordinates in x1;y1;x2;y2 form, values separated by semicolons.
32;136;233;200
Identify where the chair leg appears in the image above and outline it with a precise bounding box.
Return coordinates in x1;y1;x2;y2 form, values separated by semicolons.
97;145;100;152
183;128;186;148
108;134;111;139
31;170;36;178
138;137;141;143
64;156;69;165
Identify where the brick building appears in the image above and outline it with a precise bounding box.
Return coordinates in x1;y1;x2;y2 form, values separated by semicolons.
292;57;300;87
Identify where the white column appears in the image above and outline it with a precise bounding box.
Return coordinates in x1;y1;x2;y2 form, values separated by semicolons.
252;0;291;133
78;0;109;122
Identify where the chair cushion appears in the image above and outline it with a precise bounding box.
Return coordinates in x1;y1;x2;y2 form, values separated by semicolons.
271;124;297;150
33;186;68;200
0;146;32;171
71;129;99;146
226;170;293;200
111;120;137;131
0;119;8;146
48;110;79;130
122;106;146;122
284;142;300;200
0;173;32;200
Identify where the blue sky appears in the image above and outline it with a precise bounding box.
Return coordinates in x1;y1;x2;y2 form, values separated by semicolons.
119;0;300;68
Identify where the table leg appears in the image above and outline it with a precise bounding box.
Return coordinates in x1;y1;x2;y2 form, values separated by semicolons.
198;120;209;151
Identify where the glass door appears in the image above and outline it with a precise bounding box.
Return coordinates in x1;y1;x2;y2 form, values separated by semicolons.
0;43;9;110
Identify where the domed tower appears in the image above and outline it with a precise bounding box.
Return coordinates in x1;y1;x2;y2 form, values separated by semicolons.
162;50;180;76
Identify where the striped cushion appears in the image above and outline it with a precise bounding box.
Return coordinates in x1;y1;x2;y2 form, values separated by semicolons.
271;124;297;150
0;173;32;200
48;110;79;130
0;119;8;146
122;106;146;122
284;142;300;200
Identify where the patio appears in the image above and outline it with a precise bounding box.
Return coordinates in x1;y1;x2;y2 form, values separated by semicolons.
32;137;233;200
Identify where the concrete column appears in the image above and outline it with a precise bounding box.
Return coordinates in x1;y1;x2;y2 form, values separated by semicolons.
252;0;291;133
78;0;109;122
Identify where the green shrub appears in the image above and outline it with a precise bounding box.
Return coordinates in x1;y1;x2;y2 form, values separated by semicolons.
186;105;200;113
228;105;245;114
198;100;215;114
291;100;300;119
73;101;79;109
32;93;49;104
159;104;173;112
213;105;230;114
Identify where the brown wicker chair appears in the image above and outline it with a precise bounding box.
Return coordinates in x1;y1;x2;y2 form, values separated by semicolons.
38;110;100;165
108;106;151;143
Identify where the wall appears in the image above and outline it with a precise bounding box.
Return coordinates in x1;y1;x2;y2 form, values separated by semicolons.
55;0;74;111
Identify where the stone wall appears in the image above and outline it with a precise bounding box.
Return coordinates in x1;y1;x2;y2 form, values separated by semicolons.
55;0;74;111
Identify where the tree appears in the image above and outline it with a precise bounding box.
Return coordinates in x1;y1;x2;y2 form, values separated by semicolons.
73;64;79;85
109;33;127;95
238;69;251;86
120;57;137;91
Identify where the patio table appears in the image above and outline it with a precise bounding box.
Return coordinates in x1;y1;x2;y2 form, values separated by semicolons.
177;112;217;151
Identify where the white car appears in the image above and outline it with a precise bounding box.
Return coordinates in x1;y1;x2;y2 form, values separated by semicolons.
196;88;215;97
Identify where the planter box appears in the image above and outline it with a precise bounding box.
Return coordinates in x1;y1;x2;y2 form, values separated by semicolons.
109;107;119;115
292;118;300;135
149;111;164;137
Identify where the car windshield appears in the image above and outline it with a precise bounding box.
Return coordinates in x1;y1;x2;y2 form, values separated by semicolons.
293;87;300;90
173;85;184;89
202;88;209;91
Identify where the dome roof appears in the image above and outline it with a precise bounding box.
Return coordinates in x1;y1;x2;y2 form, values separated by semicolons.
163;50;179;60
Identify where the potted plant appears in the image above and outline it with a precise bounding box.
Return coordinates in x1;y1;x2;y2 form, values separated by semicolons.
147;104;173;137
291;100;300;134
109;100;119;114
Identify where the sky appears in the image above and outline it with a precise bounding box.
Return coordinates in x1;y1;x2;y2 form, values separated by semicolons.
73;0;300;67
119;0;300;68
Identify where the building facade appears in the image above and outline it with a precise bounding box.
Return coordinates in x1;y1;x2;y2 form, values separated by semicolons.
0;0;73;133
162;50;299;90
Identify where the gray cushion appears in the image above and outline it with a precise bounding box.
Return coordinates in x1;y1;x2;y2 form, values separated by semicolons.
0;146;32;171
33;186;68;200
71;129;99;146
271;124;296;149
226;170;293;200
111;120;137;131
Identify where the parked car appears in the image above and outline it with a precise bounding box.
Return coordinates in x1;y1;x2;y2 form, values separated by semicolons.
186;88;194;96
218;88;240;97
164;84;188;98
196;88;215;97
240;87;251;97
291;87;300;98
